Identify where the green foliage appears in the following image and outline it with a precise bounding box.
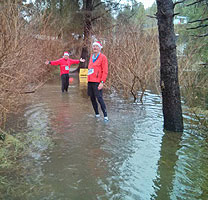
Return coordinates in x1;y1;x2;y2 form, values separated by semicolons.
30;0;83;39
174;1;208;129
175;0;208;63
0;131;25;170
91;0;115;33
116;2;157;29
116;2;146;26
132;3;146;26
145;2;157;28
116;5;132;24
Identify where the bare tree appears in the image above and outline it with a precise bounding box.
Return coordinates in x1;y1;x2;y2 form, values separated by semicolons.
104;25;159;103
0;1;64;128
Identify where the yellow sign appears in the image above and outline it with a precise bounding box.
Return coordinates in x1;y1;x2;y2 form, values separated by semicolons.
79;69;88;83
79;69;88;78
79;77;87;82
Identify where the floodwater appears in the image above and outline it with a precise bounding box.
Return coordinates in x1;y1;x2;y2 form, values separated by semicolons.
2;74;208;200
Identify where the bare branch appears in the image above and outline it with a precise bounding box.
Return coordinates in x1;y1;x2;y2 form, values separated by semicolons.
173;12;180;17
93;2;105;9
174;0;187;7
146;14;157;19
189;17;208;23
187;24;208;29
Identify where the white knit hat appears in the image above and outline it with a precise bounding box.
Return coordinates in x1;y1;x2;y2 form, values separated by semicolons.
92;41;103;49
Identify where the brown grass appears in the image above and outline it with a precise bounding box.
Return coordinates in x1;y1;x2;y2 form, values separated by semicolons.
0;1;64;127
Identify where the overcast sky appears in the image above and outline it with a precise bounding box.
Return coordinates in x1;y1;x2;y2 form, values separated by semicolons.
139;0;155;8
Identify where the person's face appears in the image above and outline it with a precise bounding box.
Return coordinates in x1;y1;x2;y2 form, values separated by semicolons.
92;45;100;54
64;55;69;60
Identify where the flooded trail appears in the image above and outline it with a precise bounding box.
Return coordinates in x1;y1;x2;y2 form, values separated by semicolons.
2;74;208;200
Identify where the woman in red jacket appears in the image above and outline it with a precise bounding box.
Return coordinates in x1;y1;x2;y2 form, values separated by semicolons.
45;52;85;92
88;41;108;121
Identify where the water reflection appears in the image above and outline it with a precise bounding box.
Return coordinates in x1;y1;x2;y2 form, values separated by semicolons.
152;131;182;200
171;129;208;200
152;129;208;200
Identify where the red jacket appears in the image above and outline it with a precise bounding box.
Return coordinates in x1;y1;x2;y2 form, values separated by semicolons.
88;53;108;83
50;58;80;76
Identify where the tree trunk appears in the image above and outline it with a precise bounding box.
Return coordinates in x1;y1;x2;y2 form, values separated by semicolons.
79;0;93;69
59;0;63;16
156;0;183;132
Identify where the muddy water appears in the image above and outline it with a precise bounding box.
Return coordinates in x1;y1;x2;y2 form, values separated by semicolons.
3;75;208;200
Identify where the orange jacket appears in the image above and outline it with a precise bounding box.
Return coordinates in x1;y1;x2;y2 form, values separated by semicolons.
88;53;108;83
50;58;80;76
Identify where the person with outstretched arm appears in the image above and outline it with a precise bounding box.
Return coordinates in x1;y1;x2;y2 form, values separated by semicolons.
45;51;85;92
88;41;108;121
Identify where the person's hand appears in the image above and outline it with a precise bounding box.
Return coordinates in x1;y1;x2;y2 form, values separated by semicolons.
45;60;50;65
80;58;85;63
98;82;104;90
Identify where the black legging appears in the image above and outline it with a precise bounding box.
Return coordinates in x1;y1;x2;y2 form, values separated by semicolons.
90;94;107;117
61;74;69;92
88;82;107;117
